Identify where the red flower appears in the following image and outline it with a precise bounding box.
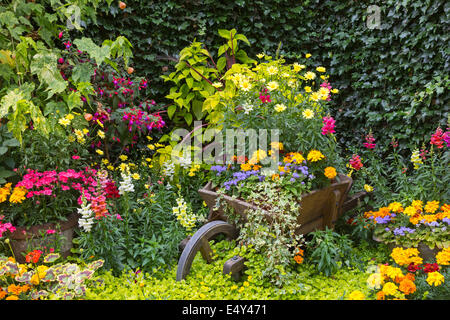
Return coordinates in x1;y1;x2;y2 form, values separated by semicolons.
430;127;444;149
25;250;42;264
349;154;363;171
407;263;422;273
423;263;440;273
105;181;120;199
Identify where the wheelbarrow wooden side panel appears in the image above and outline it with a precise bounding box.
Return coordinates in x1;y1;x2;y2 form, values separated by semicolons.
198;174;353;233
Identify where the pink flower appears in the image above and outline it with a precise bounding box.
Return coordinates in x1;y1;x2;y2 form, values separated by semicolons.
58;31;63;39
46;229;56;235
58;57;64;64
72;155;80;160
363;132;376;149
116;214;123;220
321;116;336;135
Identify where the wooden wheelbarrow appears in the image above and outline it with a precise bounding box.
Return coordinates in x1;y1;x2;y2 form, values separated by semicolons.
176;174;367;281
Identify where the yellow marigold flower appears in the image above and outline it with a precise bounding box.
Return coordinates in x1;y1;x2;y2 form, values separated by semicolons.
249;149;267;164
271;174;280;181
364;184;373;192
119;155;128;161
9;186;27;204
0;183;12;203
316;66;326;73
302;108;314;119
411;200;423;209
383;265;404;281
304;71;316;80
331;88;339;94
348;290;365;300
436;248;450;265
305;53;312;58
324;167;337;179
147;144;155;150
290;152;305;164
66;113;74;120
307;150;325;162
82;128;89;135
240;163;253;171
391;247;422;266
267;81;279;91
403;206;417;217
424;200;440;213
96;149;104;156
382;282;398;296
304;86;312;93
426;271;444;286
5;295;19;300
107;165;114;171
388;202;403;213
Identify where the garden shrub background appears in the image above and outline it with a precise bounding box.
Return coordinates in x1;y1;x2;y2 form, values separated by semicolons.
84;0;449;152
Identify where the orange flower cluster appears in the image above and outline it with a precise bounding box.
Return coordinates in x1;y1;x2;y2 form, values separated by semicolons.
293;248;304;264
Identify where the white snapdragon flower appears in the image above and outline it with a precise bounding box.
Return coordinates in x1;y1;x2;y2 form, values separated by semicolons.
118;172;135;195
78;203;94;232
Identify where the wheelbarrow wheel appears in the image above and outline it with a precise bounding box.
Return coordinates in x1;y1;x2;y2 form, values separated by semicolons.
176;220;238;281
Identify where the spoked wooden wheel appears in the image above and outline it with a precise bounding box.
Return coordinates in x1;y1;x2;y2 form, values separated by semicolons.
176;220;238;281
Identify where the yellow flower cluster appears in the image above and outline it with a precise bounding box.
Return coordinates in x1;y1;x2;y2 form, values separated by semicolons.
306;149;325;162
9;186;28;204
324;167;337;179
172;197;201;232
436;247;450;265
390;247;423;266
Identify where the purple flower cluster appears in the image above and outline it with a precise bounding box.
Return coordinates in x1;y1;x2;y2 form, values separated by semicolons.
223;170;264;190
374;216;392;224
443;218;450;225
393;226;415;236
210;165;228;176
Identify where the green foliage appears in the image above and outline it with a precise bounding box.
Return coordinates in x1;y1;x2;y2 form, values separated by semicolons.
0;125;20;184
84;239;374;300
74;173;188;276
161;29;255;127
305;227;362;277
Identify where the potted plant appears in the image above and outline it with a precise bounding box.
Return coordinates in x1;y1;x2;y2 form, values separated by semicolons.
366;199;450;260
0;166;119;263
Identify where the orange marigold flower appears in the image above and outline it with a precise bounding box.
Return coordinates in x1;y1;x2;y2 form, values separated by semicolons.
399;278;416;295
5;295;19;300
7;284;22;296
424;201;440;213
0;290;7;300
376;291;386;300
324;167;337;179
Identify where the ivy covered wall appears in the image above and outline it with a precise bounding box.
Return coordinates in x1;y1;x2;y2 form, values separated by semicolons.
83;0;449;151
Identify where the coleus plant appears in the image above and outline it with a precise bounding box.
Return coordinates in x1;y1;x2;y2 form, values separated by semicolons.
0;252;104;300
